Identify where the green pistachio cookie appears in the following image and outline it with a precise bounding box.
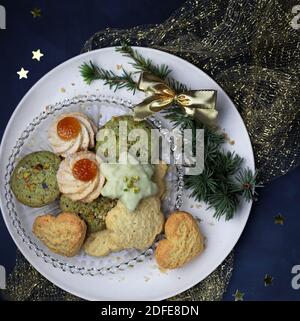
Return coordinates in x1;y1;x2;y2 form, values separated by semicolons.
10;151;61;207
96;115;155;162
59;195;117;233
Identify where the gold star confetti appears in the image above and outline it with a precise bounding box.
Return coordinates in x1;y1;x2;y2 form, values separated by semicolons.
233;289;244;301
31;8;42;18
274;214;284;225
264;274;273;286
17;68;29;79
32;49;44;61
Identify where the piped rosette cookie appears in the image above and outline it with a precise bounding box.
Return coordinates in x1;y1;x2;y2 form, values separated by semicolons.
48;112;97;157
57;151;104;203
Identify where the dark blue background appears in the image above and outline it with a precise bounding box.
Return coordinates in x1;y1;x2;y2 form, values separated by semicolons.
0;0;299;301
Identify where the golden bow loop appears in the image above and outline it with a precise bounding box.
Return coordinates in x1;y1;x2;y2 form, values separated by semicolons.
133;72;218;125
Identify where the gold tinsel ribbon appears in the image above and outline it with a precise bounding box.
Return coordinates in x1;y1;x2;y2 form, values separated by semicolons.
133;72;218;125
3;250;233;301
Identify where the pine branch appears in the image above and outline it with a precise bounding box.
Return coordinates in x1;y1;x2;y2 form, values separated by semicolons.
163;106;195;129
212;151;243;177
166;78;188;93
116;44;172;79
184;169;218;203
79;61;137;92
164;101;257;220
117;45;188;93
208;183;239;221
78;46;258;220
230;168;258;202
163;106;225;150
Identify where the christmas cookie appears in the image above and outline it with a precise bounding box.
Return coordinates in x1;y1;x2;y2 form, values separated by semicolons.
60;194;117;233
84;196;164;257
155;211;204;269
48;112;97;157
100;153;158;212
33;212;87;257
152;162;168;199
57;151;105;203
10;151;61;207
96;115;154;162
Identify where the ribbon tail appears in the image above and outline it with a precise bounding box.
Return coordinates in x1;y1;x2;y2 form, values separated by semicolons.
193;108;219;126
133;103;155;121
179;90;218;126
133;95;170;121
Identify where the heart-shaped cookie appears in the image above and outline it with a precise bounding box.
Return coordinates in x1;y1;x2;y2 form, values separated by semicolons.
155;211;204;269
33;212;87;257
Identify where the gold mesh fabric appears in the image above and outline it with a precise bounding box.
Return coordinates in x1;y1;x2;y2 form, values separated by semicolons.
82;0;300;183
3;250;233;301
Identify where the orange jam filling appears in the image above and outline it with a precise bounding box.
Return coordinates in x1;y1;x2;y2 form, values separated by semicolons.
72;159;98;182
57;117;81;141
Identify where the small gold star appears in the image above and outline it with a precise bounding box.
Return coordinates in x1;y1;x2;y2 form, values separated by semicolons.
274;214;284;225
31;8;42;18
233;289;244;301
17;68;29;79
264;274;273;286
32;49;44;61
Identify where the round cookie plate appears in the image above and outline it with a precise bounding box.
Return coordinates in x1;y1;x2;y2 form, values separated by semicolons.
0;47;254;301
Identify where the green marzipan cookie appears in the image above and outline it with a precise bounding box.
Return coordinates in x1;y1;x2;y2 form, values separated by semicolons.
96;115;154;161
10;151;61;207
59;195;117;233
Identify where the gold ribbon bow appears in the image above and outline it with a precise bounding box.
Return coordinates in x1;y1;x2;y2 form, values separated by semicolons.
133;72;218;125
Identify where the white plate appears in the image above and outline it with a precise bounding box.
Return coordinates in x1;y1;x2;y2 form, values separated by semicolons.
0;47;254;301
